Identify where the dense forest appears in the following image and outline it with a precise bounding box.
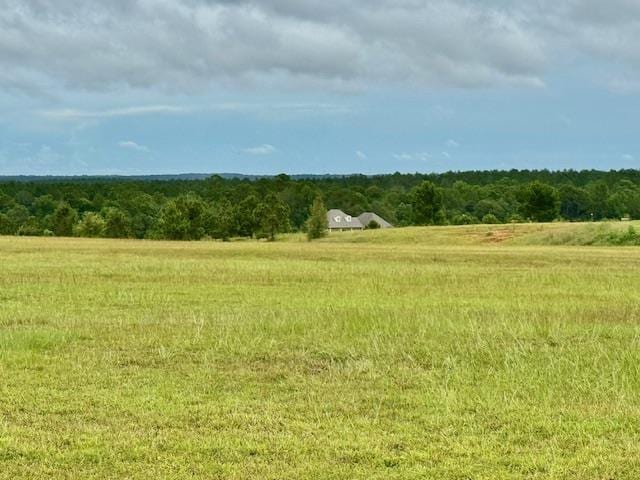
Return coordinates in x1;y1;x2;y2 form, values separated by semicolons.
1;169;640;240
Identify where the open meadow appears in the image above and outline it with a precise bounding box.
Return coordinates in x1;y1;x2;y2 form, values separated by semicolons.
2;223;640;479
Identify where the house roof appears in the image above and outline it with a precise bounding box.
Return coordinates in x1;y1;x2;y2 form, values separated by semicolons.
327;209;364;229
358;212;393;228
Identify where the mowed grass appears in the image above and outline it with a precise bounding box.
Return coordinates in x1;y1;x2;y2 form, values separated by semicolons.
1;226;640;479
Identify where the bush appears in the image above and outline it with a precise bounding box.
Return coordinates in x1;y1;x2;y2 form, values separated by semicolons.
17;217;44;236
614;225;640;245
452;213;478;225
482;213;500;224
366;220;381;230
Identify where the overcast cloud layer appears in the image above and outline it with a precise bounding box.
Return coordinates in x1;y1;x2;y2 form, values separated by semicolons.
1;0;639;95
0;0;639;175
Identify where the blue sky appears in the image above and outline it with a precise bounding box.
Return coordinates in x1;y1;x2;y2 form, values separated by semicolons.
0;1;639;176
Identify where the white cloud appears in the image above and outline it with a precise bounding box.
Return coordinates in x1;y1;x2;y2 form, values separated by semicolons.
2;1;640;99
442;151;451;158
118;141;150;153
393;152;431;162
243;144;277;156
356;150;367;159
40;105;192;120
622;154;635;161
0;0;548;96
38;102;351;123
445;139;460;148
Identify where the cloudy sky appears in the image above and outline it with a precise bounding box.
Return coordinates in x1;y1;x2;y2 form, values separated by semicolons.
0;0;639;175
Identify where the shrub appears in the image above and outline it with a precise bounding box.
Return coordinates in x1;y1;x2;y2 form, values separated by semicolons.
366;220;381;230
482;213;500;224
17;217;44;236
452;213;478;225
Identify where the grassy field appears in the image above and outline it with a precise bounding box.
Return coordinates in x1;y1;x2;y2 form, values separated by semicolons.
2;223;640;478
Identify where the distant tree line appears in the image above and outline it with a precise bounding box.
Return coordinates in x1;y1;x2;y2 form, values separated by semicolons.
1;169;640;240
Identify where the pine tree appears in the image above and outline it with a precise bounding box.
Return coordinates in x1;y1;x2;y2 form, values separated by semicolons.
306;197;328;241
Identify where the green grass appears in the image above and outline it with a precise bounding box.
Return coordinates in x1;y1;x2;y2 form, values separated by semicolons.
1;225;640;478
509;221;640;246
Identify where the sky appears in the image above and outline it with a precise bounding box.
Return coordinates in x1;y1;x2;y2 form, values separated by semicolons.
0;0;639;176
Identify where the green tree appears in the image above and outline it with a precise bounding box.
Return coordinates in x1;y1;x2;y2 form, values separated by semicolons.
0;192;15;211
52;203;77;237
0;213;14;235
209;200;237;241
103;207;132;238
559;184;590;220
521;182;560;222
254;193;290;241
607;181;640;219
6;205;30;232
155;201;188;240
33;195;57;217
587;181;610;219
395;202;413;227
127;193;159;239
237;195;260;238
411;181;445;225
75;212;106;238
474;199;506;222
17;217;44;236
15;190;34;207
306;197;328;241
156;193;207;240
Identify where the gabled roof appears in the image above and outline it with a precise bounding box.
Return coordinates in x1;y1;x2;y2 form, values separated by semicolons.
358;212;393;228
327;209;364;229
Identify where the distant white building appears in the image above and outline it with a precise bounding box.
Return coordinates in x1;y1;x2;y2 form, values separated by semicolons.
327;209;393;232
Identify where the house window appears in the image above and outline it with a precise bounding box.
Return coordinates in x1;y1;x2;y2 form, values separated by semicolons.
334;216;341;223
345;215;352;222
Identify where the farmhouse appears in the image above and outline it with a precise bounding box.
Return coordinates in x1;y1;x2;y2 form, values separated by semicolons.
327;209;393;232
358;212;393;229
